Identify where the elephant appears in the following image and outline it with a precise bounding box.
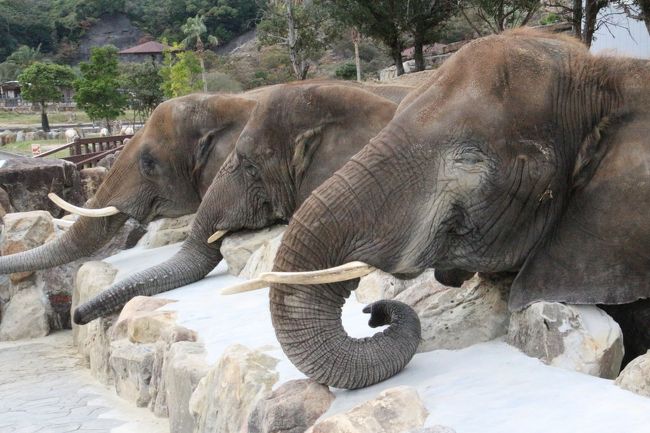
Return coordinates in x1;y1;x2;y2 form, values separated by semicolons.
226;29;649;389
0;91;264;275
72;81;413;325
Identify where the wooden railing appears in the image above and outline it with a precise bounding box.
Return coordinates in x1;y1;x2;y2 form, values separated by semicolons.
35;135;132;169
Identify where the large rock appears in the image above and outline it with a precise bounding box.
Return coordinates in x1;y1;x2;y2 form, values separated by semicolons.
248;379;335;433
395;274;510;352
239;229;285;279
507;302;624;379
148;324;201;420
220;225;287;276
615;351;650;397
137;214;196;249
72;261;118;384
0;156;84;217
163;342;210;433
356;269;438;304
308;386;428;433
0;287;49;340
189;344;280;433
0;186;13;217
110;339;156;407
112;295;177;340
79;166;108;200
1;211;55;283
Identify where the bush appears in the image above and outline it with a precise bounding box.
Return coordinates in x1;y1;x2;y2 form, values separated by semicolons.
335;62;357;80
205;71;243;93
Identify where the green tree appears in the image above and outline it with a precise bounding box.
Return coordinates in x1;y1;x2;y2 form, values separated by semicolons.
18;62;75;131
401;0;459;71
181;14;219;93
258;0;335;80
323;0;408;75
0;45;43;81
459;0;541;36
120;61;164;123
160;45;203;97
74;46;128;132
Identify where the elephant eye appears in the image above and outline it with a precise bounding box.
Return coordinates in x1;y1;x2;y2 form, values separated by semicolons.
140;151;157;176
242;159;259;178
455;155;483;165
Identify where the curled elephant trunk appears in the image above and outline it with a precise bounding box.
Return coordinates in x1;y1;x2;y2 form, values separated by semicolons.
269;184;421;389
0;213;129;274
73;231;223;325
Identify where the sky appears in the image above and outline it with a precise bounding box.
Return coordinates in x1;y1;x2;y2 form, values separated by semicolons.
590;5;650;58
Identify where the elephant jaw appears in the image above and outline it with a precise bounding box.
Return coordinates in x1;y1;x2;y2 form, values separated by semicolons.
220;261;376;295
48;193;121;217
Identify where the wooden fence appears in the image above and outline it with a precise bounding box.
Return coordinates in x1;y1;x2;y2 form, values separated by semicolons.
34;135;132;169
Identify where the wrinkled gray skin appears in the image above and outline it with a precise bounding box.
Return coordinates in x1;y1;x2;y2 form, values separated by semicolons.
269;29;650;389
0;92;260;275
73;82;412;325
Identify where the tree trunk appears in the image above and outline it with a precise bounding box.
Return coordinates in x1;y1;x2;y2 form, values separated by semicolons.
413;34;425;72
572;0;583;40
638;0;650;35
352;29;362;82
583;0;607;47
40;102;50;132
391;44;405;76
199;55;208;93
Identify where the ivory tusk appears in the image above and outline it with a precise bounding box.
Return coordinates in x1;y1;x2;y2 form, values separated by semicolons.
48;193;120;217
221;278;268;295
220;261;376;295
207;230;228;244
52;218;75;228
260;261;376;285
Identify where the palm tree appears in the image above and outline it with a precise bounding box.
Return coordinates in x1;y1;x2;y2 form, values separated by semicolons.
181;14;218;93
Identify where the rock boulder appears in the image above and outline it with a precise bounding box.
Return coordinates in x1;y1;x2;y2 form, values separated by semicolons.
507;302;624;379
615;351;650;397
248;379;335;433
220;225;287;276
0;287;49;340
308;386;428;433
190;344;280;433
136;214;196;249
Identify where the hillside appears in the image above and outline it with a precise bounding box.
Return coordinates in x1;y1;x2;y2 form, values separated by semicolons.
0;0;258;63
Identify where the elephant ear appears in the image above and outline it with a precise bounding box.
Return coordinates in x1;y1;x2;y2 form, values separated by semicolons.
193;128;222;181
510;116;650;310
291;125;324;185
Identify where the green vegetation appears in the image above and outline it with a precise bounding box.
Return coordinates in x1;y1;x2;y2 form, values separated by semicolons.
182;14;219;92
120;61;164;122
160;46;203;98
18;62;76;131
0;0;259;63
3;138;68;157
74;46;128;131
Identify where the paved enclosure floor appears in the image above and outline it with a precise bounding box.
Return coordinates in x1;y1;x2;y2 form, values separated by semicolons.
0;332;167;433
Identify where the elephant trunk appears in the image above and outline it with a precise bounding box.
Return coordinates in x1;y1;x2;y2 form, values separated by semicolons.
269;166;421;389
0;213;129;274
73;229;223;325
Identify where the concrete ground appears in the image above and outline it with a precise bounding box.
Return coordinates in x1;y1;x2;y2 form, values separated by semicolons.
0;332;168;433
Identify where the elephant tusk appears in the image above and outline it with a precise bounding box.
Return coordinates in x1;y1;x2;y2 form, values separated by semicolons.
221;261;376;295
221;278;268;295
52;218;75;228
207;230;228;244
48;193;120;218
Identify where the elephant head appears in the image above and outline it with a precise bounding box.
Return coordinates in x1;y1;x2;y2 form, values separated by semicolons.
0;92;258;275
73;82;404;324
263;29;650;388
